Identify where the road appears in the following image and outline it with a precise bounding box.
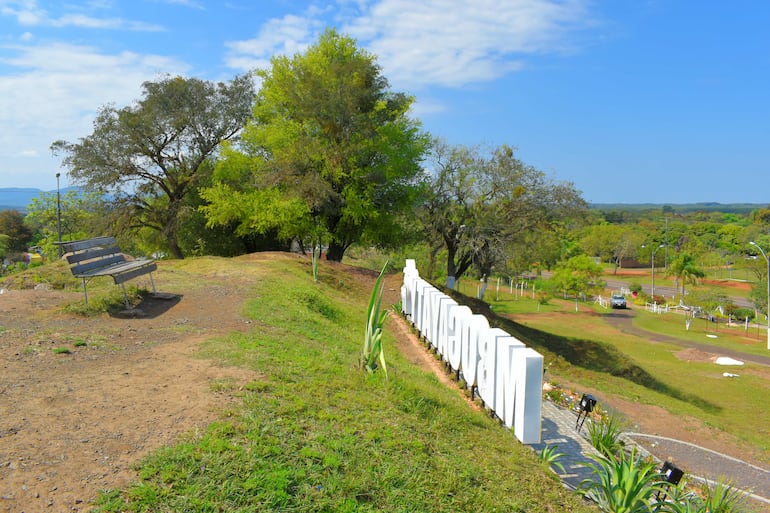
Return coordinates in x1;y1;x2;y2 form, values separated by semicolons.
602;277;754;309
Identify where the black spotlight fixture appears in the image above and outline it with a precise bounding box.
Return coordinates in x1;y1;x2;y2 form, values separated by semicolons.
575;393;596;431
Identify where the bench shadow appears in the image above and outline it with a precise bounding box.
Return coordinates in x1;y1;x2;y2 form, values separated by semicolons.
110;293;182;319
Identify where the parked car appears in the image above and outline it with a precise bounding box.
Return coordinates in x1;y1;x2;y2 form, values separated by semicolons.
610;294;627;309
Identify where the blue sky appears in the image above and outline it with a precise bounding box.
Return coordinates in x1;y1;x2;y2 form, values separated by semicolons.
1;0;768;204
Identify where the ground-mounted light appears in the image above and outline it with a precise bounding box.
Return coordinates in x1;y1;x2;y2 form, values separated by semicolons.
575;393;596;431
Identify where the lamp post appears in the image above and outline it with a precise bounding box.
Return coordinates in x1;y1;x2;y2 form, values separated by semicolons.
56;172;63;258
749;241;770;350
651;244;665;300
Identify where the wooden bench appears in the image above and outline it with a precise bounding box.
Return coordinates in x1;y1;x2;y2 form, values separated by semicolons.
61;236;157;308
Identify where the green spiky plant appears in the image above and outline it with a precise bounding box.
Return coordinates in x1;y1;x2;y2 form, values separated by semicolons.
698;479;748;513
361;261;389;377
578;448;666;513
587;412;627;458
537;444;566;473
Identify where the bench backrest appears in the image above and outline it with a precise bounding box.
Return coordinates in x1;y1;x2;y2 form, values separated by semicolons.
61;237;127;275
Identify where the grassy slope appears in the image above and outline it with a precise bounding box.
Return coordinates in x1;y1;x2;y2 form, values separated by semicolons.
94;254;592;512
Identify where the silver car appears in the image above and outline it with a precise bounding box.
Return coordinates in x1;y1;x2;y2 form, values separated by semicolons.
610;294;627;309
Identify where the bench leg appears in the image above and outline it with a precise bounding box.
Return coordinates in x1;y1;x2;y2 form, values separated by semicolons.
120;283;131;309
82;277;89;306
148;272;157;294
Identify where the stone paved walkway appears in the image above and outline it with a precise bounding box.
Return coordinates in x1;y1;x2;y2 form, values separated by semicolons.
531;400;770;511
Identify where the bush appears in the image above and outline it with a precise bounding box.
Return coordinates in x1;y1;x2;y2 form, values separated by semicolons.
629;282;643;294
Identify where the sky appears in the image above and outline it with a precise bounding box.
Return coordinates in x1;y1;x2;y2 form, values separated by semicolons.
0;0;768;205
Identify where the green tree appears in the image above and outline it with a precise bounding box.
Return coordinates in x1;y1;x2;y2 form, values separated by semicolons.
668;253;705;297
24;190;108;258
52;74;255;259
0;234;9;261
550;254;605;307
581;223;646;273
0;210;33;254
202;29;429;262
421;141;585;292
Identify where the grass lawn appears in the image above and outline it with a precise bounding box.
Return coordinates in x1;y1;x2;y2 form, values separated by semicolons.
94;256;591;512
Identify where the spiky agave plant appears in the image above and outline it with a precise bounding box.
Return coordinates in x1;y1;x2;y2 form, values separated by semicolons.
537;444;566;474
698;479;748;513
362;261;389;377
578;448;666;513
587;412;627;458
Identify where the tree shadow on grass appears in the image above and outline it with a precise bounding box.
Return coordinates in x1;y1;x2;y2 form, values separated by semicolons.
448;291;722;414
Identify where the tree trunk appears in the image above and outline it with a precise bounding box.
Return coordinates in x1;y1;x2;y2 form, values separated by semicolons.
167;234;184;259
446;242;458;289
326;241;345;262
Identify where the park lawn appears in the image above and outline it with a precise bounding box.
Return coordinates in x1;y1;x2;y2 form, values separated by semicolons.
630;306;770;359
94;255;591;513
494;296;770;464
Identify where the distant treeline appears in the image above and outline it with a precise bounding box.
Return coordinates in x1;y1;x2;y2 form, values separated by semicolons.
590;203;766;214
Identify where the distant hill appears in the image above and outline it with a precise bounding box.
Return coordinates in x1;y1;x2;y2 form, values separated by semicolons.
0;188;46;212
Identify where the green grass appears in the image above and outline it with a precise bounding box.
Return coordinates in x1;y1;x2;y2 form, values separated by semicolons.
93;256;590;513
630;308;770;358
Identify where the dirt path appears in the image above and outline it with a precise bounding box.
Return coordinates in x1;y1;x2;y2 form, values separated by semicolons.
0;283;256;512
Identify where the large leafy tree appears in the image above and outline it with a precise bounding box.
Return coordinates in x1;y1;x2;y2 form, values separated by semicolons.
52;74;256;259
580;223;646;273
0;210;33;254
202;29;429;262
421;141;586;292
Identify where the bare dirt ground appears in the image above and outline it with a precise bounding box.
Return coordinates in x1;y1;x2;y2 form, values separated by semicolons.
0;261;765;512
0;276;257;512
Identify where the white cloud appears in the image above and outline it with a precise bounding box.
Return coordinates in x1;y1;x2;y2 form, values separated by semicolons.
0;42;188;188
225;13;323;70
0;0;164;31
344;0;590;89
224;0;590;89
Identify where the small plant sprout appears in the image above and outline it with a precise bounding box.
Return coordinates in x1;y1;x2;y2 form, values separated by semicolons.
537;444;565;473
361;261;389;377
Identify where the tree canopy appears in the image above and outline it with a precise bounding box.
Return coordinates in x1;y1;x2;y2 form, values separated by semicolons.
420;141;587;291
201;29;429;262
52;74;256;259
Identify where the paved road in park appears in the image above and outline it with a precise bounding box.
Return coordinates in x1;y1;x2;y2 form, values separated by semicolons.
603;277;754;309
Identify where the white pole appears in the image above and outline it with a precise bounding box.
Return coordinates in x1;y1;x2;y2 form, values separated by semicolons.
749;241;770;350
